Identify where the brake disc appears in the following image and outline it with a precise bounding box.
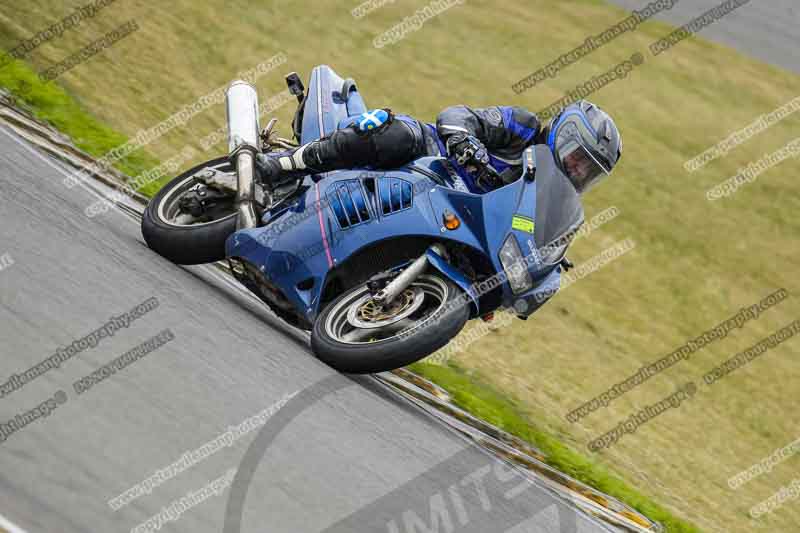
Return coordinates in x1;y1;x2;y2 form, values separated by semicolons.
346;287;426;329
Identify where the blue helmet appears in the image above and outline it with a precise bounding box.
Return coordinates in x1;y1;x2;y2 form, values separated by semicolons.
546;101;622;193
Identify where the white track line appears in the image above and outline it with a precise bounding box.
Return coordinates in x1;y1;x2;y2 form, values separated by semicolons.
0;512;28;533
0;125;137;222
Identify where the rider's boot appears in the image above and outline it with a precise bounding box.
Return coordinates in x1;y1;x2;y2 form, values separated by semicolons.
255;138;343;188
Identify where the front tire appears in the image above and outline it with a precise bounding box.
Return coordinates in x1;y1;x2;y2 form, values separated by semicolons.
311;273;470;374
141;157;238;265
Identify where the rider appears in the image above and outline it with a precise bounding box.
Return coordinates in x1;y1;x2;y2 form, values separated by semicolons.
255;100;622;196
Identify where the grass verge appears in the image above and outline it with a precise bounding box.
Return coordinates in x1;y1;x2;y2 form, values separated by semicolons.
410;361;700;533
0;58;162;193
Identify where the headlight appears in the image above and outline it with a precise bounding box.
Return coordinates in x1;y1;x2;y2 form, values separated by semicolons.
499;235;534;294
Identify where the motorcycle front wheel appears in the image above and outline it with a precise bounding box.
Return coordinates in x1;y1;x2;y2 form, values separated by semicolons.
311;273;470;374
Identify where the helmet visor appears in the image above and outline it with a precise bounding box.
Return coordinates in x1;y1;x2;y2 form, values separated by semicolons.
558;140;609;193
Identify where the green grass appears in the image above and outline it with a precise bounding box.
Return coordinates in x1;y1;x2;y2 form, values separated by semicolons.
0;58;161;186
410;361;700;533
2;1;800;531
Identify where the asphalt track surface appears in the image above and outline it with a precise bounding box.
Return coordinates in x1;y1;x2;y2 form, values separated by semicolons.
607;0;799;74
0;128;614;532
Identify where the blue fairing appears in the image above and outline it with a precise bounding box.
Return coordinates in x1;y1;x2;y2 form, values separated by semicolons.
226;66;571;325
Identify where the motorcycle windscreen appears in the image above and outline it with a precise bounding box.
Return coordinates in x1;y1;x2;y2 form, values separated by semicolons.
533;145;585;258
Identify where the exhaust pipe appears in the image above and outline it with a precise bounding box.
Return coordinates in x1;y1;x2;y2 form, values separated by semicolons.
225;80;261;230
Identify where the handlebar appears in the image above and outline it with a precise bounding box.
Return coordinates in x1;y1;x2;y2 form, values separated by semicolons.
454;138;501;185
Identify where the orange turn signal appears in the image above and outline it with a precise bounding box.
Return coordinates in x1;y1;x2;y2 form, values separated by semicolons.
443;210;460;230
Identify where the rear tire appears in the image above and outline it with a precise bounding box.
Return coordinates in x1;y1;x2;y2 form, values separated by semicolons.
141;157;238;265
311;273;470;374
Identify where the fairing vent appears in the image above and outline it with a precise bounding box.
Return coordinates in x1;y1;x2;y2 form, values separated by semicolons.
327;180;372;229
378;177;413;215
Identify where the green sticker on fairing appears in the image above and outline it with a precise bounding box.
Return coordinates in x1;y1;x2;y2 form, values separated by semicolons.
511;215;535;234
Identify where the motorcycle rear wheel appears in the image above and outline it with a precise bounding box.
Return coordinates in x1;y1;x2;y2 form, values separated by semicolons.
141;157;238;265
311;273;470;374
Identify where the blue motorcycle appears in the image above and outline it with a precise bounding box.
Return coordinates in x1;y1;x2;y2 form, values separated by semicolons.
142;66;584;373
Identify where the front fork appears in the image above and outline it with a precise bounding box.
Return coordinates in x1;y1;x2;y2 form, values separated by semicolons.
373;244;480;316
